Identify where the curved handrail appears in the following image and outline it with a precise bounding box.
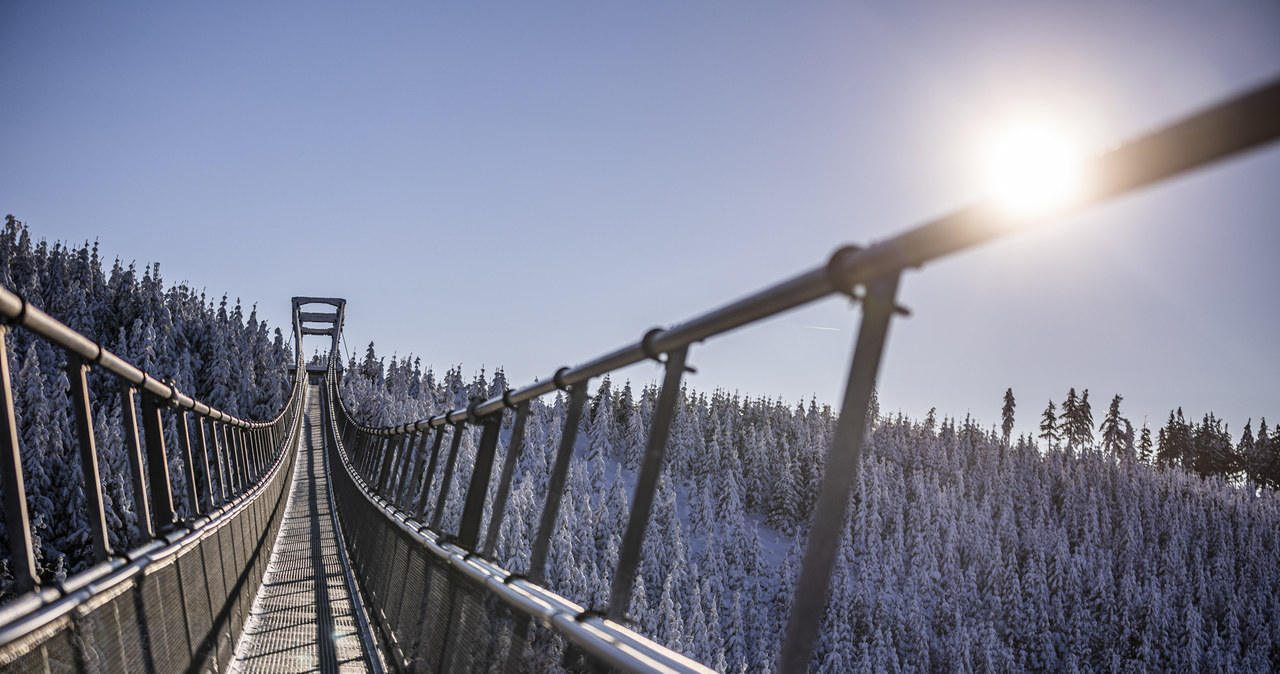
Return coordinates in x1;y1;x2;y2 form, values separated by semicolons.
0;286;286;428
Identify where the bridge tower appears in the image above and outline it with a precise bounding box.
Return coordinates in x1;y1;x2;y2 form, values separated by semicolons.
291;296;345;370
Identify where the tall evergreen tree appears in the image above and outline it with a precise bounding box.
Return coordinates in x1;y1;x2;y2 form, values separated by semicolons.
1157;409;1190;467
1238;419;1259;487
1079;389;1095;448
1039;401;1058;449
1099;394;1127;458
1138;421;1154;464
1001;388;1016;445
1061;388;1079;450
1256;419;1274;488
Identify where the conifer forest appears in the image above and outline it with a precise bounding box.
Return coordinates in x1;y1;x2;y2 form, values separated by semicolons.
340;349;1280;672
4;218;1280;671
0;217;293;596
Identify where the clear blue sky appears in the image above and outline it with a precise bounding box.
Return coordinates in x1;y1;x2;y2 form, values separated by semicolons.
3;1;1278;439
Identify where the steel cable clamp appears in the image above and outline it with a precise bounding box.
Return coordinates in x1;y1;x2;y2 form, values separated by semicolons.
0;293;29;327
642;327;696;373
553;366;573;391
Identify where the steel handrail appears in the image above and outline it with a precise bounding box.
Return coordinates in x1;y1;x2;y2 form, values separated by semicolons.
0;285;288;429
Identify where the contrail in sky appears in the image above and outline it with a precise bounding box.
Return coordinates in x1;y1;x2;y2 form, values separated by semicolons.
802;326;841;331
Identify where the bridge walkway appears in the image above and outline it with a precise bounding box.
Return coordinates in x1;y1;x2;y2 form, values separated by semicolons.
230;385;383;673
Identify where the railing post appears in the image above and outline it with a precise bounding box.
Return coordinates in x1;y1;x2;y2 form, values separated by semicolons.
174;410;200;518
375;433;401;496
352;432;365;475
227;424;244;492
457;411;503;551
341;422;354;455
483;401;529;558
242;427;255;484
66;354;113;563
528;383;590;583
119;382;153;541
219;421;233;498
255;428;264;472
194;416;215;510
430;422;467;530
140;392;176;533
219;422;238;496
397;430;432;510
365;435;381;480
245;428;257;479
244;429;254;477
607;346;688;621
413;426;447;521
386;432;414;505
779;272;901;672
368;435;382;482
237;427;252;484
357;434;372;477
0;325;38;593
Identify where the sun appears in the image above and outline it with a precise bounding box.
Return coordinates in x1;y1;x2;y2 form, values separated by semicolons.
982;119;1088;217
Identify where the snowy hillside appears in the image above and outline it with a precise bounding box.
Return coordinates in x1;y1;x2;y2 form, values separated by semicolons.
342;347;1280;672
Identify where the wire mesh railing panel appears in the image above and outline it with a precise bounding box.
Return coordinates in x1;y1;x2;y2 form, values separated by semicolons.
138;559;187;674
1;618;79;673
76;585;147;673
0;373;301;673
177;542;215;666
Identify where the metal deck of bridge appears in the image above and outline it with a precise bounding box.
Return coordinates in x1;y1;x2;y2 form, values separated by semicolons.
231;386;383;673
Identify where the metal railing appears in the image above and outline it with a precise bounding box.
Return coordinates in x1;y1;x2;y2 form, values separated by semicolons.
0;284;307;672
324;76;1280;672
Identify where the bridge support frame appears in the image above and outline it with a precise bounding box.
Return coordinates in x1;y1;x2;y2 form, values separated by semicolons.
175;410;200;517
457;411;504;551
140;391;177;533
779;272;902;671
0;325;37;594
430;423;467;530
482;401;530;558
607;344;689;622
120;382;154;542
66;354;113;564
528;383;590;585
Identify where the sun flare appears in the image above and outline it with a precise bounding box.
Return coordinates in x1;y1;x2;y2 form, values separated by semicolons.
982;119;1088;217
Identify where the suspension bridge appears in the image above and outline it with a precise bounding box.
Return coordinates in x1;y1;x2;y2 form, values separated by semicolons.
0;79;1276;673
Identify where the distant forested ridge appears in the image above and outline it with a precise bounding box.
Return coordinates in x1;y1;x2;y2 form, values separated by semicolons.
342;344;1280;672
0;216;293;597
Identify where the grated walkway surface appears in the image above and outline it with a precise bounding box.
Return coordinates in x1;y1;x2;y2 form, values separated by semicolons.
231;386;379;673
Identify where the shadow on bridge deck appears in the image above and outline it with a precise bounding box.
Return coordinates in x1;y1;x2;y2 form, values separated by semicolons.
231;386;383;673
